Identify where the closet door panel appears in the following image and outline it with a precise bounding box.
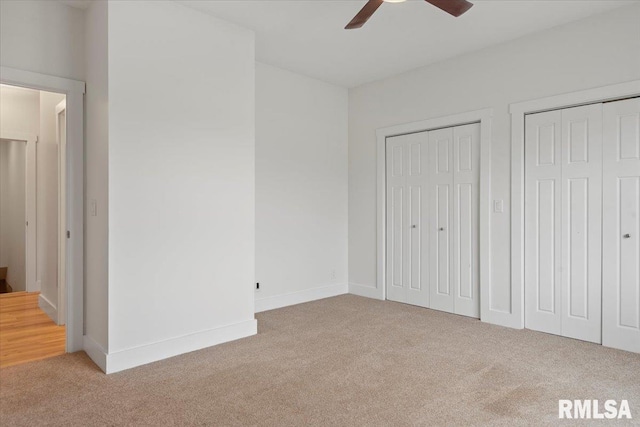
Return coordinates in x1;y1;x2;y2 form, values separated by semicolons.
453;123;480;318
386;136;407;304
603;97;640;353
560;104;602;344
525;110;563;336
386;133;429;308
436;185;450;293
429;127;454;313
405;132;429;307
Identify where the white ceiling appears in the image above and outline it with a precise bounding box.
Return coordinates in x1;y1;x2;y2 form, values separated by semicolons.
181;0;634;87
62;1;636;88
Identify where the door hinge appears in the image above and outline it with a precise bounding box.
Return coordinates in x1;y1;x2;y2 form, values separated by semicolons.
67;230;71;239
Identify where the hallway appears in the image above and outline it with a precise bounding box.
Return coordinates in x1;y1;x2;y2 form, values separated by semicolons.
0;292;65;368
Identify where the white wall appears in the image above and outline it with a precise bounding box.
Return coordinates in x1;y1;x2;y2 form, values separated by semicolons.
348;4;640;324
84;0;110;355
0;85;39;135
255;63;348;311
38;91;65;312
0;0;85;81
105;0;256;372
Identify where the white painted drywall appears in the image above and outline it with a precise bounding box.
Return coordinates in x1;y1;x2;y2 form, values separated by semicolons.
0;0;85;81
0;85;40;135
0;140;27;292
84;0;109;352
255;62;348;311
348;4;640;322
38;91;65;312
107;0;256;364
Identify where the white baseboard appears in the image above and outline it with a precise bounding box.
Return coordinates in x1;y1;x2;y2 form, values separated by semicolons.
255;283;348;313
348;282;383;300
83;334;108;372
104;319;257;374
38;293;58;323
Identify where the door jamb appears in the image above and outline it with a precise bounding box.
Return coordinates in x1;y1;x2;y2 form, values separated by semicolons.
368;108;493;321
0;66;85;352
509;79;640;330
55;100;67;326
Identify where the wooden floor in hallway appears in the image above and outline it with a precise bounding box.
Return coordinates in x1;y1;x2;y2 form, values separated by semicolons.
0;292;65;368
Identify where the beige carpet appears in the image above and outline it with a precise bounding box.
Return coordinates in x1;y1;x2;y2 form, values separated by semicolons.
0;295;639;426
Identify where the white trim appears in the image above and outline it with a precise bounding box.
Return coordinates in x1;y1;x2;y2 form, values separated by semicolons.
55;100;67;327
55;101;67;115
255;283;348;313
104;319;258;374
375;109;493;321
509;80;640;116
1;66;86;352
0;130;34;142
83;335;108;373
509;79;640;330
0;131;37;294
0;67;85;95
38;293;58;323
25;134;36;293
348;282;383;300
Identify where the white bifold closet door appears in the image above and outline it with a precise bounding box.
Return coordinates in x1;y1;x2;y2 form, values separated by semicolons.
525;104;603;343
602;98;640;353
428;124;480;318
386;123;480;318
386;132;429;308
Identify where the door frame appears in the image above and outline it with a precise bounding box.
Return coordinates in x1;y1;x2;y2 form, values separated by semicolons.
368;108;493;320
56;100;67;326
0;66;85;352
509;79;640;330
0;130;37;293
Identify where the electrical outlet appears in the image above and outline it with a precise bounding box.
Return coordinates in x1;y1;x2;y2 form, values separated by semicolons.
90;199;97;217
331;270;337;281
255;282;260;291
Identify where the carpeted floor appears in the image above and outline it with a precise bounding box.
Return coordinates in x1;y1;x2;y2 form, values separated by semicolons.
0;295;639;426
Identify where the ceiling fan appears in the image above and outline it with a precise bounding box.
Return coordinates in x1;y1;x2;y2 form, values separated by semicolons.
345;0;473;29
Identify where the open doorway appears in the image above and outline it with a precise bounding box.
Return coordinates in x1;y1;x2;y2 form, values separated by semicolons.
0;84;67;367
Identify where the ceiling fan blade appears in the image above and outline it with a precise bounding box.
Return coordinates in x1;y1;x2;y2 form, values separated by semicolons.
345;0;384;29
425;0;473;17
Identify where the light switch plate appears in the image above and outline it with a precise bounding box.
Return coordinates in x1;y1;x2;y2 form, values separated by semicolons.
493;200;504;213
